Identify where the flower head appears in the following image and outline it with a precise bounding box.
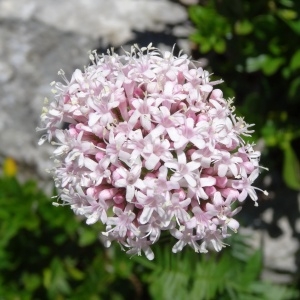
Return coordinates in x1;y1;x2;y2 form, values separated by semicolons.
39;44;267;259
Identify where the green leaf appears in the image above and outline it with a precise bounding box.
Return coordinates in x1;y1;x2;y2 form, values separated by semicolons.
282;19;300;34
235;20;253;35
279;0;295;8
66;263;85;281
250;281;299;300
277;9;298;20
290;49;300;71
200;41;212;53
261;56;285;75
22;273;41;292
282;142;300;190
288;77;300;98
78;227;97;246
261;120;278;147
214;39;226;54
242;251;262;287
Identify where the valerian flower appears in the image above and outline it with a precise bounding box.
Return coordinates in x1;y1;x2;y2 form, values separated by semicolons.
39;44;267;259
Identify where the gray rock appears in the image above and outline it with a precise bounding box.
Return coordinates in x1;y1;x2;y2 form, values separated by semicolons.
0;19;97;182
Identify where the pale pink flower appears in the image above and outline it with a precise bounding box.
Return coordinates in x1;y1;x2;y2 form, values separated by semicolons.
165;193;191;225
40;44;266;259
106;204;137;238
135;189;165;224
165;151;201;187
114;165;144;202
213;150;243;177
170;227;201;253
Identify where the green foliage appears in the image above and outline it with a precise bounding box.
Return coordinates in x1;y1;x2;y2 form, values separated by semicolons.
189;5;230;53
133;235;298;300
0;176;298;299
0;176;139;299
261;119;300;190
189;0;300;189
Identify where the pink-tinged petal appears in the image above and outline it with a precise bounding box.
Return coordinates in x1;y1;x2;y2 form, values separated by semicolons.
141;115;152;131
200;84;213;93
158;165;168;178
197;187;209;200
187;161;201;171
86;211;99;225
172;240;185;253
238;189;248;201
140;207;154;224
191;137;206;150
68;83;80;94
126;185;135;202
88;113;101;127
227;219;239;232
201;157;212;168
145;153;160;170
205;203;218;216
186;217;197;229
210;89;223;99
231;180;242;189
55;129;66;142
144;246;154;260
73;69;84;82
249;169;259;182
166;70;176;81
128;110;140;127
164;81;174;95
118;150;131;164
217;164;228;177
78;154;85;168
210;238;224;252
150;125;165;139
170;228;183;239
184;174;197;187
200;176;216;187
135;179;146;190
186;117;195;129
180;197;191;208
144;69;155;78
247;187;258;201
119;226;127;238
199;242;208;253
166;127;180;142
174;137;188;149
112;206;123;216
229;164;238;177
131;164;142;177
100;210;108;224
213;192;223;206
115;178;127;187
165;161;179;170
115;167;127;178
230;207;242;217
177;151;187;164
177;209;190;222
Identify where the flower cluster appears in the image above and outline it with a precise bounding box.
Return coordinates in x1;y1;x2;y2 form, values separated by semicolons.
39;44;267;260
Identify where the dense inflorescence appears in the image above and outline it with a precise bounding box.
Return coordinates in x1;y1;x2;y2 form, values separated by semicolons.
39;45;267;259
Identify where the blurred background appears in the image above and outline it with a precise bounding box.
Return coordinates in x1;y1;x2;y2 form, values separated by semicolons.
0;0;299;299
